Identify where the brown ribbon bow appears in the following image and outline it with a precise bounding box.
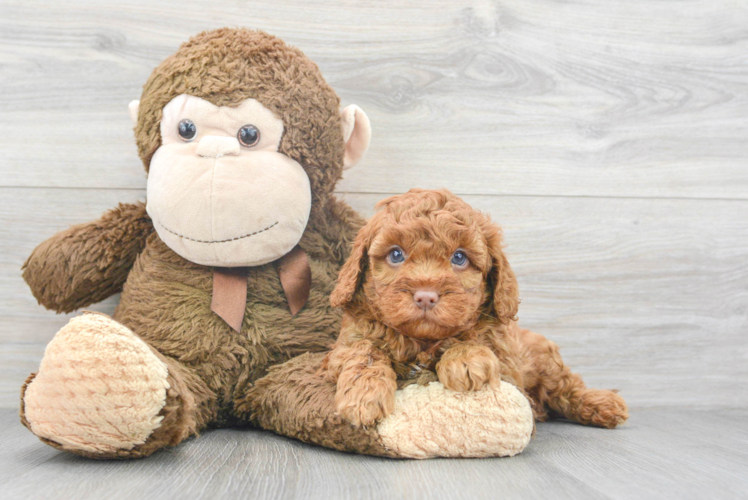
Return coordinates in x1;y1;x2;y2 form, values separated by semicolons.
210;246;312;333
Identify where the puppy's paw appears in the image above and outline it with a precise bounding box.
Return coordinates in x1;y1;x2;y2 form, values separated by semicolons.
576;389;629;429
436;344;501;392
335;369;397;427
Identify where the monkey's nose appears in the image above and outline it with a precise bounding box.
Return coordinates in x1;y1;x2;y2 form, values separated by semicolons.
196;136;241;158
413;290;439;310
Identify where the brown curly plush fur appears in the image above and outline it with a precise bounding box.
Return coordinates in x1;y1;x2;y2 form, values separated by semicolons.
20;28;383;458
322;189;629;429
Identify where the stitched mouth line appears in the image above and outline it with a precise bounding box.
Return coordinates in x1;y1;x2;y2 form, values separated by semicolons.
156;220;279;244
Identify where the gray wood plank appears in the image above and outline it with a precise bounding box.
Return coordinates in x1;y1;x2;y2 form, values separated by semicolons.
0;0;746;198
2;189;746;409
1;408;745;500
538;410;748;499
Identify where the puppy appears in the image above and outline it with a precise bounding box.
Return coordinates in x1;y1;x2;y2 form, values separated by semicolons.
321;189;628;429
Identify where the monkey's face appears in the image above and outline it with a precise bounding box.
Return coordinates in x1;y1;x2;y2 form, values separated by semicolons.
146;94;312;267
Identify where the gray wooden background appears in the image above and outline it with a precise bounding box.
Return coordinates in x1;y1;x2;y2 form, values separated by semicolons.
1;0;746;414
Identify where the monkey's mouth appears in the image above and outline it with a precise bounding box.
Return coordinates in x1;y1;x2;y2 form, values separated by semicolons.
155;220;279;244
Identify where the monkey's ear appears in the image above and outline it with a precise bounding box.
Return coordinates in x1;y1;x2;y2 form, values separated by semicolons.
485;223;520;325
129;100;140;127
330;219;376;308
341;105;371;170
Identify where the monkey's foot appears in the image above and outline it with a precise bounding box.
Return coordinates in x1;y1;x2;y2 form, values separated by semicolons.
21;313;170;456
377;382;533;458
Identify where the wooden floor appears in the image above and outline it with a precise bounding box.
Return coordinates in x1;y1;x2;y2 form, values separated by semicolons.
3;408;747;499
1;0;747;497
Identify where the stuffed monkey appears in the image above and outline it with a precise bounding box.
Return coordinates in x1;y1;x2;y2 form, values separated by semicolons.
20;28;533;459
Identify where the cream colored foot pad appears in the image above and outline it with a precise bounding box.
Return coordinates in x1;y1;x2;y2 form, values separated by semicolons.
24;313;169;453
377;382;534;458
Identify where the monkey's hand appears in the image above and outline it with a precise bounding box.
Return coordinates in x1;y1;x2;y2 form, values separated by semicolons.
23;202;153;313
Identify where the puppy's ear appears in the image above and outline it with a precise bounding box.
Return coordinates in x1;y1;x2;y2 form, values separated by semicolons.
331;219;377;308
484;221;520;324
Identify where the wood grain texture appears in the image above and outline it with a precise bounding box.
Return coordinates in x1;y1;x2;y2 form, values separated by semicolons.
1;408;746;499
0;0;747;197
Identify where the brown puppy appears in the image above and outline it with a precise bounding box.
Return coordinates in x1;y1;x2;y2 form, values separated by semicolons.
322;189;628;429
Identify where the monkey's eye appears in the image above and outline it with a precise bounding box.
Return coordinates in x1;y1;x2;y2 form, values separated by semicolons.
238;124;260;147
451;250;468;268
177;119;197;141
387;247;406;265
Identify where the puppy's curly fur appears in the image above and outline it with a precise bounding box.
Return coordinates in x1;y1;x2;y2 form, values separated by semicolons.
321;189;628;429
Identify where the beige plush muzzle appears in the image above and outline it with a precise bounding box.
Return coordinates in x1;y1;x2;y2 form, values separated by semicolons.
145;94;312;267
147;148;311;267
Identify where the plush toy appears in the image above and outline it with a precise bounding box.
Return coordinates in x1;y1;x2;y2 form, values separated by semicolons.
19;28;534;459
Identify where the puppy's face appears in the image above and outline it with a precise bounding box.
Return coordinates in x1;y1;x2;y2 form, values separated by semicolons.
362;218;489;340
332;189;520;340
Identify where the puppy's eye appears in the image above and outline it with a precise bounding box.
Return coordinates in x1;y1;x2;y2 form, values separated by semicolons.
178;119;197;141
451;250;468;268
237;124;260;147
387;247;406;265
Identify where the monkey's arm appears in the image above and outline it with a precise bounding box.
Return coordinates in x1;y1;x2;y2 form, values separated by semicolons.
23;202;153;313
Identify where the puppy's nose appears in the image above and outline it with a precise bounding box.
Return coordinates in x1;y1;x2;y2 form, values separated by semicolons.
413;290;439;310
196;136;241;158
